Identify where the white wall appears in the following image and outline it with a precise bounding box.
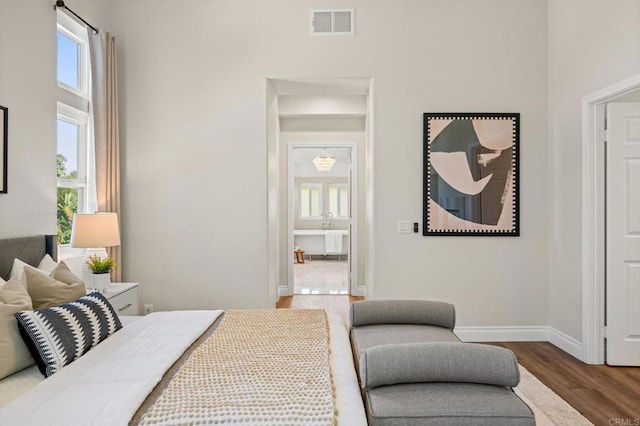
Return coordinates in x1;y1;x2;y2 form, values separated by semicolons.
111;0;549;326
547;0;640;340
0;1;57;239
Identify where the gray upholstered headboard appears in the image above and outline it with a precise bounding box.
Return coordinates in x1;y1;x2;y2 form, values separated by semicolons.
0;235;57;281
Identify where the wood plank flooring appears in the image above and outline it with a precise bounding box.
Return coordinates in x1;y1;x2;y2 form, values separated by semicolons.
492;342;640;425
277;295;640;425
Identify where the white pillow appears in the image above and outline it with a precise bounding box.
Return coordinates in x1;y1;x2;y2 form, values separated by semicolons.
38;254;58;273
9;255;57;280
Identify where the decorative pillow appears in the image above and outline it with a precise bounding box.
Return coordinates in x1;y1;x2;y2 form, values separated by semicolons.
49;261;84;286
15;292;123;377
38;255;58;273
23;266;86;310
0;278;35;379
9;255;58;280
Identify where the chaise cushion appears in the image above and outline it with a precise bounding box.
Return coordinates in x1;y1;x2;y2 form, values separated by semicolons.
364;382;535;426
350;300;455;329
359;342;520;389
350;324;460;378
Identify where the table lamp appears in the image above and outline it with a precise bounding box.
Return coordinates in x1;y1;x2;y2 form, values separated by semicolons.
70;212;120;288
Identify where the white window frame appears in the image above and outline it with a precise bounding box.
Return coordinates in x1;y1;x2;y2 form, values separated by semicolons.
328;183;349;219
57;13;89;97
298;183;323;220
57;11;93;249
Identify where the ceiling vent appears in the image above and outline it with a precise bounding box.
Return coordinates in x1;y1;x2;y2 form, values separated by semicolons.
311;9;354;36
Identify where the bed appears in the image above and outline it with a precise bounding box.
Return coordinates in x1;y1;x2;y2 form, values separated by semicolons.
0;235;367;425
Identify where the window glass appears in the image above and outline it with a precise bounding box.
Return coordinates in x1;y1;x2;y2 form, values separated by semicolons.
300;186;310;217
299;183;322;219
57;32;79;89
57;120;79;178
339;187;348;217
310;187;320;217
57;15;91;248
328;184;348;218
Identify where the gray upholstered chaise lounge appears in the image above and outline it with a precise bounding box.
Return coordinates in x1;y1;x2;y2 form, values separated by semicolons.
350;300;536;425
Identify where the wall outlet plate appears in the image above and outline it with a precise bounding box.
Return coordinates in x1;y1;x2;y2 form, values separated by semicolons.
143;304;154;315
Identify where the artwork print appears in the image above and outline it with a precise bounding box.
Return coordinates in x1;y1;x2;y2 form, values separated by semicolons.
423;113;519;236
0;105;6;194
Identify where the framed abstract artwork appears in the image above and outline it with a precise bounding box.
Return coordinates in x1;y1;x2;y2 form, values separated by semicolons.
0;105;6;193
423;113;519;236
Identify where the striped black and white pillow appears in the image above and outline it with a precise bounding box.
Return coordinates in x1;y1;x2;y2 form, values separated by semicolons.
15;292;123;377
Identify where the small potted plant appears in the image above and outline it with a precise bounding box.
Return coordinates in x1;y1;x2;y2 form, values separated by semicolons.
86;255;116;290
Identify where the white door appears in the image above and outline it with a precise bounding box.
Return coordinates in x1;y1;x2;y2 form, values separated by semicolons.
606;102;640;366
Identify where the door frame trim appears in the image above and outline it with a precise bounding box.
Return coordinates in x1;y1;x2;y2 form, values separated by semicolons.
582;73;640;364
287;142;360;296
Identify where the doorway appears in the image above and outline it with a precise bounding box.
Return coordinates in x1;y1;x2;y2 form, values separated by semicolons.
289;146;355;295
582;74;640;365
266;77;372;301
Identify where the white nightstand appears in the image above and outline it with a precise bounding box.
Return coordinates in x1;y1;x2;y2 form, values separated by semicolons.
102;283;139;316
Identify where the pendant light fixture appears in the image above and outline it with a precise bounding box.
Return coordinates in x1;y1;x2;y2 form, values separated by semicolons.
312;149;336;172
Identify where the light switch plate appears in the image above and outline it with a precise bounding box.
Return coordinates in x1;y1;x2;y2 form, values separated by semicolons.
398;220;412;233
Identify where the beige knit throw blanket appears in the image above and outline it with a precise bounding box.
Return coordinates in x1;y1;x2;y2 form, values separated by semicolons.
138;309;336;425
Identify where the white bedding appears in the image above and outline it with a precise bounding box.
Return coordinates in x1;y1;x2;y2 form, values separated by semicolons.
0;315;143;408
0;311;367;425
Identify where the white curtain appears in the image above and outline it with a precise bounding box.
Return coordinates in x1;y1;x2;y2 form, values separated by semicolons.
88;30;122;282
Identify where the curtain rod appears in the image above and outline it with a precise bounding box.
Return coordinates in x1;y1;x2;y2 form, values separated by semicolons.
54;0;99;34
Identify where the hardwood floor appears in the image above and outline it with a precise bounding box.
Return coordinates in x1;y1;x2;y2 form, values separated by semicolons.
276;294;363;324
277;295;640;425
492;342;640;425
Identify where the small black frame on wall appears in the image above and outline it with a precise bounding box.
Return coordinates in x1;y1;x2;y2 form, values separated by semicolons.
423;112;519;236
0;105;7;194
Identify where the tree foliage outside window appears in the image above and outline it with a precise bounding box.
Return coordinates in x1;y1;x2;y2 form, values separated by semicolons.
57;154;78;244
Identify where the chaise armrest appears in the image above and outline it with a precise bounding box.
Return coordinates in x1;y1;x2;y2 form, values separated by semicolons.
359;342;520;389
350;299;455;330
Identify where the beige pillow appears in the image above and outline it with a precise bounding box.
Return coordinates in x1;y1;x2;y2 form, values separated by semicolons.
0;277;34;379
50;261;84;286
23;266;86;310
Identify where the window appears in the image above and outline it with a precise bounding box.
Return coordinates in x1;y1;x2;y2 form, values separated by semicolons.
56;18;88;95
57;106;89;244
328;184;349;219
57;32;80;89
299;183;323;219
57;13;92;245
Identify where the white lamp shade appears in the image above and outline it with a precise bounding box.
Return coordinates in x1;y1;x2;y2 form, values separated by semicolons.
70;213;121;248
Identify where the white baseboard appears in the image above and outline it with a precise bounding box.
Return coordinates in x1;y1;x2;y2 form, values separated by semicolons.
352;285;366;297
277;286;291;298
455;326;585;361
455;326;549;342
548;327;584;360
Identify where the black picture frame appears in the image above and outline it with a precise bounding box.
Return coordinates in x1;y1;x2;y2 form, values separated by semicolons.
0;105;7;194
423;112;519;236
